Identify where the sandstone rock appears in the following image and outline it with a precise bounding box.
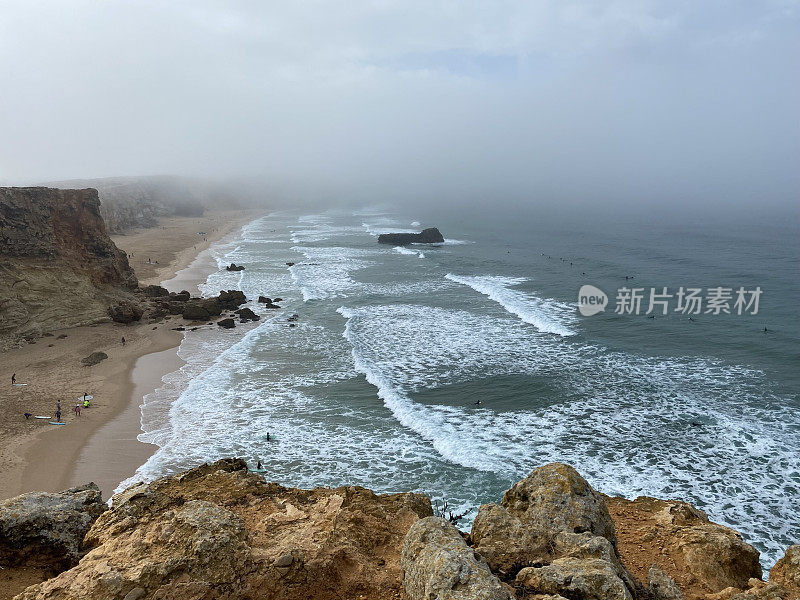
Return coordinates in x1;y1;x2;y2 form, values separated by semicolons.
0;483;106;570
18;458;432;600
108;301;143;324
771;546;800;599
377;227;445;245
0;187;138;349
606;496;762;598
81;351;108;366
516;557;632;600
401;516;514;600
472;463;618;576
650;564;685;600
217;318;236;329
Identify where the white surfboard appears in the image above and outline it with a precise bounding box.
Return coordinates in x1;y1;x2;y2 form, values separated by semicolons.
13;383;28;386
34;416;51;419
77;395;94;401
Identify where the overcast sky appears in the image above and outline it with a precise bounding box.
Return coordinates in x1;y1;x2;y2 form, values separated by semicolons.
0;1;797;208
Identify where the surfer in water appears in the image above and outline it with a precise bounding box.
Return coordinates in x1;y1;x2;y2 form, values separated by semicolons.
266;432;271;441
474;400;482;405
257;460;262;470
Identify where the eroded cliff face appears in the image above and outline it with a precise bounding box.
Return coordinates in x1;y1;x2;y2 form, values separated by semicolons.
0;187;137;348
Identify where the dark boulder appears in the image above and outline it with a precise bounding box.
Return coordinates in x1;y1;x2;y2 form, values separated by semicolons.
217;318;236;329
236;307;260;322
200;298;223;316
226;263;245;271
257;296;271;304
142;285;169;297
81;352;108;366
377;227;444;245
108;301;143;324
217;290;247;310
285;262;295;266
171;290;191;302
183;303;211;321
273;297;283;303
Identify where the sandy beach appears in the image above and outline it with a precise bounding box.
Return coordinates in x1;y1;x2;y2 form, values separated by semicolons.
0;209;257;502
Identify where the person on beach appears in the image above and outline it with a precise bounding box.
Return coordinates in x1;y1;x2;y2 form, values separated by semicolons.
55;409;61;422
11;373;16;385
121;336;126;347
74;404;81;417
83;398;90;408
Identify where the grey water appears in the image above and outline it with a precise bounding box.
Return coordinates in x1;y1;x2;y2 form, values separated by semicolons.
123;203;799;570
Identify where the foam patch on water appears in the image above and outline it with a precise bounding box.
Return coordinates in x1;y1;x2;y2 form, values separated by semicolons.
336;302;799;568
394;246;425;259
446;274;577;336
289;246;375;301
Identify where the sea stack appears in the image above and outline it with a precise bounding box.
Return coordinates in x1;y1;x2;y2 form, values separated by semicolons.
377;227;444;245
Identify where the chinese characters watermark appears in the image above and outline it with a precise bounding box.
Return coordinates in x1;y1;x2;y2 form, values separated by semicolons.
578;285;761;317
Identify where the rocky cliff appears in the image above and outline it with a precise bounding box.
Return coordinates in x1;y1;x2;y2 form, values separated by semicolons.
1;460;797;600
0;187;138;349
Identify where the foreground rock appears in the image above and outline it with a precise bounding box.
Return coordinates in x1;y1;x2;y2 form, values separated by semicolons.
771;546;800;598
402;517;514;600
607;495;763;599
17;458;432;600
0;484;106;571
377;227;444;245
225;263;245;271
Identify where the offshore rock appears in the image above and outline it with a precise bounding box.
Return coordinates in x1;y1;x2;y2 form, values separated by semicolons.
377;227;444;245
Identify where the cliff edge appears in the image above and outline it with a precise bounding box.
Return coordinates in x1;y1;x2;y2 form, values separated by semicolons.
0;187;137;349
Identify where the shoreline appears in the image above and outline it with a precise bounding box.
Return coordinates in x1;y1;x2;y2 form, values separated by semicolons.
0;209;258;501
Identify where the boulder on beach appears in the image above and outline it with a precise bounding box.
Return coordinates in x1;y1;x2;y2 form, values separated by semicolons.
141;284;169;297
217;318;236;329
378;227;444;245
235;307;260;322
257;295;271;304
182;303;210;321
81;351;108;366
107;301;143;324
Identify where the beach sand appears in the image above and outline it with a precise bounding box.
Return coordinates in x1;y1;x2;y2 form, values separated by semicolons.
0;209;257;502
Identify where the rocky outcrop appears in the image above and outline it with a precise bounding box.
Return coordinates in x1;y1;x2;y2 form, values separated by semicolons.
606;496;763;599
0;187;138;349
235;307;260;322
0;483;106;571
217;318;236;329
225;263;245;271
108;300;144;324
770;546;800;599
16;458;432;600
401;517;514;600
4;460;792;600
377;227;444;245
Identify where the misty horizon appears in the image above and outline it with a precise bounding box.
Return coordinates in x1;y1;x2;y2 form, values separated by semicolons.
1;1;798;210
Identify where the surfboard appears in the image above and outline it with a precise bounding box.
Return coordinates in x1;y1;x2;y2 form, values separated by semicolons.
261;435;276;441
77;395;94;401
249;469;268;473
49;422;66;425
34;416;51;419
12;383;28;386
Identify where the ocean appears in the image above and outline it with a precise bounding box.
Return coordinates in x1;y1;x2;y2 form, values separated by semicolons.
119;204;799;569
